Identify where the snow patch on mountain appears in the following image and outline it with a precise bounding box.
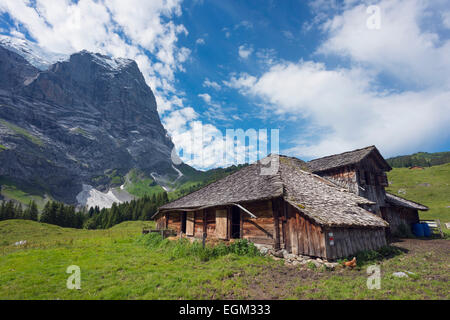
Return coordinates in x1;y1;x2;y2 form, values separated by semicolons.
0;35;68;70
80;50;134;71
76;184;123;209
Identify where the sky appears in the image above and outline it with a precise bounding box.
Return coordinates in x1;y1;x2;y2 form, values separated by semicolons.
0;0;449;170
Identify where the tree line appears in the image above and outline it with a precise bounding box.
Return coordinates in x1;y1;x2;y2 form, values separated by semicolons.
0;200;39;221
0;191;169;229
386;151;450;168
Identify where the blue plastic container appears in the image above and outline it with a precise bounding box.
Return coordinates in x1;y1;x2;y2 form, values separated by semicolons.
412;223;424;237
421;223;431;237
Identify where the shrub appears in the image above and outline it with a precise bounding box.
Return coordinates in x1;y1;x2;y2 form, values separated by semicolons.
355;245;403;266
137;234;260;261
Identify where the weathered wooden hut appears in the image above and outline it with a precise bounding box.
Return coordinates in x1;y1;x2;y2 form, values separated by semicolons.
382;193;428;234
154;155;388;260
307;146;428;234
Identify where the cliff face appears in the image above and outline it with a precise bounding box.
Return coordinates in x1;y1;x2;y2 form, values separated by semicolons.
0;44;177;204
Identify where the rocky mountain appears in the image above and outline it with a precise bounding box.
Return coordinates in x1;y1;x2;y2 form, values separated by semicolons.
0;37;183;207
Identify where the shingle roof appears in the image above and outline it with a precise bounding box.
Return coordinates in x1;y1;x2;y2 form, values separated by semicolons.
159;155;388;228
385;193;429;211
307;146;392;173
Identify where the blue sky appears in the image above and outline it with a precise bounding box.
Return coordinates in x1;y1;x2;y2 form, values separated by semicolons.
1;0;449;170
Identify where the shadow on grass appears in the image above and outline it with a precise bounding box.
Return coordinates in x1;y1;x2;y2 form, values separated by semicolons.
340;245;408;269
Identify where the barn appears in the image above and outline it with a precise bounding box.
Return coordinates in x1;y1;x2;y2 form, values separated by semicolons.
307;146;428;235
382;193;428;235
153;154;388;260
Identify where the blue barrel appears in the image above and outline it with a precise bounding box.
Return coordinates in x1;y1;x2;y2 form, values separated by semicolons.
421;223;431;237
412;223;424;237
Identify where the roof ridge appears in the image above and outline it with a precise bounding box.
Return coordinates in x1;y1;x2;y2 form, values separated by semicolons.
308;145;375;163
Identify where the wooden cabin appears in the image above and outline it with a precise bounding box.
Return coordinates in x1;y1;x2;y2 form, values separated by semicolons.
307;146;428;235
154;155;388;260
381;193;428;235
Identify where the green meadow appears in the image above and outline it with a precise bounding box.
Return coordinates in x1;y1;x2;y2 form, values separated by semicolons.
386;163;450;222
0;220;448;300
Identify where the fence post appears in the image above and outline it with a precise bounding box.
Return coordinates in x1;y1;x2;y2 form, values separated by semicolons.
202;232;206;248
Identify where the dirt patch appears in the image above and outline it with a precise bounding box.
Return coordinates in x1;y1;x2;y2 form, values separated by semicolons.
222;263;333;299
390;238;450;255
223;238;450;300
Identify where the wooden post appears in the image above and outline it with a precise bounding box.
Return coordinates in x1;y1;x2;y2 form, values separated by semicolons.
436;219;444;238
203;209;207;235
272;199;281;250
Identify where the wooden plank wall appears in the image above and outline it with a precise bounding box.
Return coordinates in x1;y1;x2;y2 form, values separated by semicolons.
381;206;419;234
320;166;359;194
194;210;204;238
285;202;327;258
215;209;228;239
186;212;194;236
155;214;166;230
167;212;182;233
242;201;276;246
323;227;387;260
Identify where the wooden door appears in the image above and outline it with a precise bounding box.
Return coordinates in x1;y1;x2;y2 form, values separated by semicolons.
186;212;194;236
215;209;228;239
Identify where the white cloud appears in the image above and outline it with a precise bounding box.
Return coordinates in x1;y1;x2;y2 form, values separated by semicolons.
238;45;253;59
203;78;221;90
234;20;253;30
229;60;450;158
317;0;450;88
196;38;205;45
443;11;450;29
225;0;450;159
198;93;212;104
282;30;295;40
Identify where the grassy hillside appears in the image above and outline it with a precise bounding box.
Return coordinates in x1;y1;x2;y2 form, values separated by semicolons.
0;220;448;300
386;163;450;222
387;151;450;168
0;177;49;210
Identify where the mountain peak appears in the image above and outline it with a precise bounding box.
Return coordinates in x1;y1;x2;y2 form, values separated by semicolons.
0;35;68;70
71;50;135;72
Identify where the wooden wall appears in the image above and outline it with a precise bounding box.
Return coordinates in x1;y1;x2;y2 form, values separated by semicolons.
323;227;387;260
242;201;275;246
381;206;419;234
316;154;390;216
356;156;388;212
319;165;359;194
158;199;388;261
284;202;327;258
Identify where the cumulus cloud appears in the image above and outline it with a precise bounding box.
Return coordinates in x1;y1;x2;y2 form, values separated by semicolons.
317;0;450;88
230;61;450;158
198;93;212;104
196;38;205;45
227;0;450;159
238;44;253;59
443;11;450;29
203;78;221;90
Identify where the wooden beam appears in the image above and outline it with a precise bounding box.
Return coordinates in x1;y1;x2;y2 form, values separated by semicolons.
272;198;281;250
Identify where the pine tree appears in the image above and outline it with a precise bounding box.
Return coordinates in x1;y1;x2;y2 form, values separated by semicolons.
29;201;39;221
4;200;15;220
0;201;5;221
40;201;52;223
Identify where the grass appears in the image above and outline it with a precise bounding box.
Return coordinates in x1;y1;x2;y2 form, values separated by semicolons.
0;220;448;300
124;169;165;198
0;220;271;299
292;248;448;300
0;144;7;151
0;177;48;210
386;163;450;222
0;119;43;146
